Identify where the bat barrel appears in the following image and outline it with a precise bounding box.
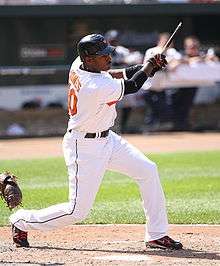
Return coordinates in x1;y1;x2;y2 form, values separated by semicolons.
162;22;182;53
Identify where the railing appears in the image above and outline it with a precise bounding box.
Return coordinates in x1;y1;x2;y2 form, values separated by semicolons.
147;62;220;90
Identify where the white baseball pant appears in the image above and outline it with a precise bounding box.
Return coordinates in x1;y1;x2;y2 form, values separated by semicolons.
10;130;168;241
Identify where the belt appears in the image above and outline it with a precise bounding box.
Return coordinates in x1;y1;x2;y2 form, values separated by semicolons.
69;129;109;138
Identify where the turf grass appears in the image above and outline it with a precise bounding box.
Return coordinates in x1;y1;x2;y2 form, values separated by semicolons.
0;151;219;226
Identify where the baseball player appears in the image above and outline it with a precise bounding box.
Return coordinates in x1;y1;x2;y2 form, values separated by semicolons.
10;34;182;250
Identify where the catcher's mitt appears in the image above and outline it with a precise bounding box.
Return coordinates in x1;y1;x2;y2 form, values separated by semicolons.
0;172;22;210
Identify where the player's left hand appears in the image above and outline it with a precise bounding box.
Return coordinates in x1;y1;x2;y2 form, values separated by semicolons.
0;172;22;210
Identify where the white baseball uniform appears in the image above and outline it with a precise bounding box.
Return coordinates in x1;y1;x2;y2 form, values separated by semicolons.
10;57;168;242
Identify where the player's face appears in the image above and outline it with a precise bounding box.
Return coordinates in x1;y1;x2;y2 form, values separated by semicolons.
86;54;112;72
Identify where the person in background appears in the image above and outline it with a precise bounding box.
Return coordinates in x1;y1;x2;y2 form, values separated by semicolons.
21;97;42;110
105;29;143;67
143;32;181;131
169;35;219;131
6;123;26;136
105;29;130;67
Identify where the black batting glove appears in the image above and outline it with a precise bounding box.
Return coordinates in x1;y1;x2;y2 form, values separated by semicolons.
148;54;168;77
148;54;168;69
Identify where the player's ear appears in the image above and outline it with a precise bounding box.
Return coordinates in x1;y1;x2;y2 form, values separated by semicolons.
84;56;94;65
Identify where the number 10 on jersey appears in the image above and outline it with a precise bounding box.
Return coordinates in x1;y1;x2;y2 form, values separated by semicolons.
68;72;81;116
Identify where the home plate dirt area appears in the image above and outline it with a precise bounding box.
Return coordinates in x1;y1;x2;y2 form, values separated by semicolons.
0;224;219;265
0;133;220;265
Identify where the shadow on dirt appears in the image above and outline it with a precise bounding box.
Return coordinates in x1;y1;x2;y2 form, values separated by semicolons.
31;245;220;262
0;262;63;266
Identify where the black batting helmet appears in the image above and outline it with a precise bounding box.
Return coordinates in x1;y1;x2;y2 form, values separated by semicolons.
77;34;115;60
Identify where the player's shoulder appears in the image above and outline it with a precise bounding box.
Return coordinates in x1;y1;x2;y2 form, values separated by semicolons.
85;72;121;92
69;59;90;82
88;72;112;86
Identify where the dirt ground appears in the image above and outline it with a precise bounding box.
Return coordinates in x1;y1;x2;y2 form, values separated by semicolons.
0;132;220;265
1;132;220;160
0;225;220;265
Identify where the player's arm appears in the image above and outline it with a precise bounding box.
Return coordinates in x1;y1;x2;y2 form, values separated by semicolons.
108;64;143;79
123;54;167;95
101;54;167;103
108;69;124;79
109;54;167;95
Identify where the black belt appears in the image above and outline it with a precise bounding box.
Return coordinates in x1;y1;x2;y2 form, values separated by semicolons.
69;129;109;138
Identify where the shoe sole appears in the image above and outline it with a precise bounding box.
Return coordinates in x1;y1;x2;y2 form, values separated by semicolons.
15;244;30;248
146;243;168;249
146;243;182;250
14;241;30;248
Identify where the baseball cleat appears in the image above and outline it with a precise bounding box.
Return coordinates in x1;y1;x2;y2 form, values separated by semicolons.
12;224;29;248
146;235;183;250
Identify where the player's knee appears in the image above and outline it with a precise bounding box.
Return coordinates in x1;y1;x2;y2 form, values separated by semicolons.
138;161;158;180
147;161;158;178
68;201;90;222
74;208;90;221
149;161;158;173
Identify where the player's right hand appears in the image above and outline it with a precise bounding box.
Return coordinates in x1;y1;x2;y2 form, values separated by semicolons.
148;54;168;77
148;54;168;69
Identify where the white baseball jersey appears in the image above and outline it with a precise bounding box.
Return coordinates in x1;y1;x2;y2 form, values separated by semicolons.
67;57;125;132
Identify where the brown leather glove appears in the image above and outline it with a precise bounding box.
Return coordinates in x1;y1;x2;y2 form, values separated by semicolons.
0;172;22;210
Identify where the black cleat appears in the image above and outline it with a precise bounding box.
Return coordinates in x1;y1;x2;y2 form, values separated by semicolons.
12;225;29;248
146;235;183;250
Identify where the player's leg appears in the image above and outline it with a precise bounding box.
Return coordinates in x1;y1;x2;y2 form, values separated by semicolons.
107;131;182;249
10;133;109;232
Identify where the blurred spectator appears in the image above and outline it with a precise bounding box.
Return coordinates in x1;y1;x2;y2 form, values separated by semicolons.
205;47;219;62
6;123;26;136
46;101;63;109
144;32;181;64
105;29;131;67
169;35;219;131
143;32;181;130
22;97;42;110
105;29;143;67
